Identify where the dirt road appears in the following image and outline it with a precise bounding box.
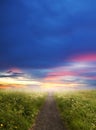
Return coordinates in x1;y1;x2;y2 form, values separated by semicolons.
30;92;66;130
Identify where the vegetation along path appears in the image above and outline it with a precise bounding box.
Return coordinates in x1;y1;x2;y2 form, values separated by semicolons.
30;92;66;130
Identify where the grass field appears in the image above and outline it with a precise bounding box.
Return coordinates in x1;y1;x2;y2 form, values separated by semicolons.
0;90;96;130
0;91;46;130
55;90;96;130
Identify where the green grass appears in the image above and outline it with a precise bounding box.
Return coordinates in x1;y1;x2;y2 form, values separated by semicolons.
55;90;96;130
0;91;46;130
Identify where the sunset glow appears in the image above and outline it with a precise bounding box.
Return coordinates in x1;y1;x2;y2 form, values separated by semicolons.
1;0;96;90
0;53;96;90
70;53;96;62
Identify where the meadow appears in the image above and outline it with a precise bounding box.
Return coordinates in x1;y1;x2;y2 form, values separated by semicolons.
0;90;46;130
55;90;96;130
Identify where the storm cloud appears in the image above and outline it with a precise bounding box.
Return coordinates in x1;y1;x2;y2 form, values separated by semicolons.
0;0;96;69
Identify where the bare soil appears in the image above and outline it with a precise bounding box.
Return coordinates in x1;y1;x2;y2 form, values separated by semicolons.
30;92;66;130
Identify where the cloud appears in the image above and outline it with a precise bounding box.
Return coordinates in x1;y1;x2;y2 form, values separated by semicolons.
0;69;24;78
0;73;23;78
0;0;96;69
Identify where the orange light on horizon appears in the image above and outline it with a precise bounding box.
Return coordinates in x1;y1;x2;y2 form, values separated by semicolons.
41;81;82;89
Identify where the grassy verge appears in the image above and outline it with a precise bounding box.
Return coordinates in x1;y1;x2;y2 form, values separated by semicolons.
0;91;46;130
55;90;96;130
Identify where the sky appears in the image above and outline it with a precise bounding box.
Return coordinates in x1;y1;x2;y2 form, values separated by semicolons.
0;0;96;90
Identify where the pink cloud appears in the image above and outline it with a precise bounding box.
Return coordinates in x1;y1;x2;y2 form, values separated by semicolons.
69;53;96;62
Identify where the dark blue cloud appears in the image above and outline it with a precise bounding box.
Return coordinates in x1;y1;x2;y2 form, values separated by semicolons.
0;0;96;69
0;72;24;78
